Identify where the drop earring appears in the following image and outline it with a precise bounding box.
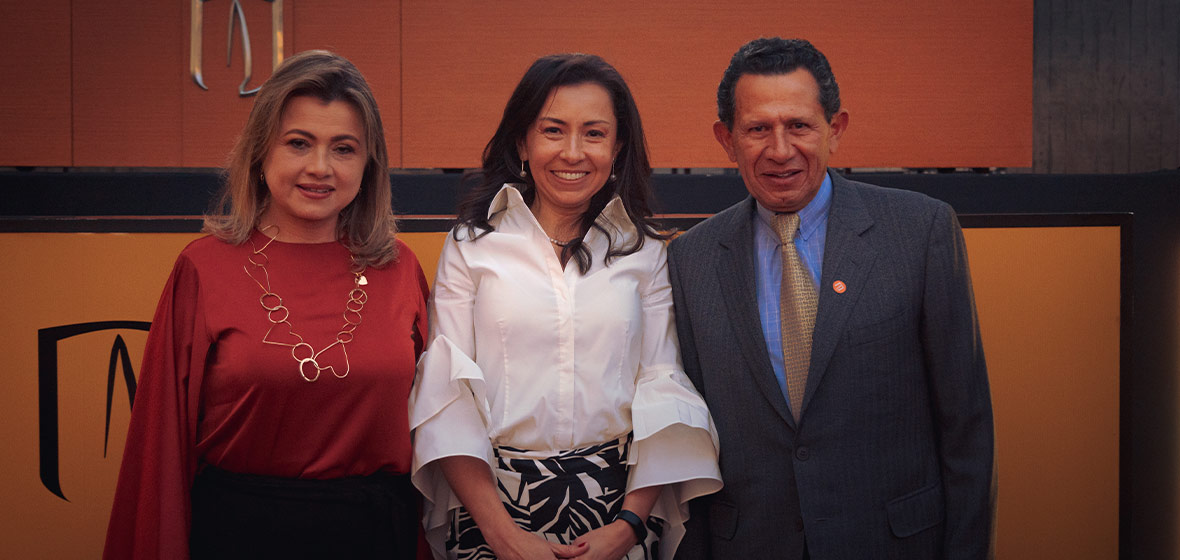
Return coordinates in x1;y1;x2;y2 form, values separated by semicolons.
520;159;529;178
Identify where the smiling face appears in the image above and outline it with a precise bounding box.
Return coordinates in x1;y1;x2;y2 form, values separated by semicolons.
259;95;368;242
517;82;619;224
714;69;848;213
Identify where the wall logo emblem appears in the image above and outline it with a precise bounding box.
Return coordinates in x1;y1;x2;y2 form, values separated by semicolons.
190;0;285;96
38;321;149;501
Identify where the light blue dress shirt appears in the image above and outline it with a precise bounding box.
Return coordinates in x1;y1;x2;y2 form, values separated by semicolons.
753;171;831;408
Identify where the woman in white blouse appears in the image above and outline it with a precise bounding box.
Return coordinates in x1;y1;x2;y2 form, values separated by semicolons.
410;53;722;560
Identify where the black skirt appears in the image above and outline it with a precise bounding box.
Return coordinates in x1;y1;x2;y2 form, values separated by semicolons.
190;465;419;559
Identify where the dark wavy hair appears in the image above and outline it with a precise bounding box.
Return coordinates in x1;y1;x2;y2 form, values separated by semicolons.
717;37;842;128
455;53;668;274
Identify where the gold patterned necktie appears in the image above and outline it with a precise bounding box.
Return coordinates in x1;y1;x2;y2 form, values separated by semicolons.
773;213;818;422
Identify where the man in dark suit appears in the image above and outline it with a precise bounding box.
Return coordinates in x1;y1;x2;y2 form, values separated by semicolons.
669;37;995;559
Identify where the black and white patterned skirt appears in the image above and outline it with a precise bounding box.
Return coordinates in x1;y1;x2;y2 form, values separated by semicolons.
447;437;665;559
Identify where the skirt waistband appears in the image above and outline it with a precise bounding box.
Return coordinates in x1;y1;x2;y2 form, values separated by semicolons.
195;465;413;503
493;436;630;476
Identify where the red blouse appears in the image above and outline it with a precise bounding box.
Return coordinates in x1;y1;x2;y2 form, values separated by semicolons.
104;231;429;559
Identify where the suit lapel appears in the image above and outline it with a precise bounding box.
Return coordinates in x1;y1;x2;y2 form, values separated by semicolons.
802;174;876;414
716;198;796;427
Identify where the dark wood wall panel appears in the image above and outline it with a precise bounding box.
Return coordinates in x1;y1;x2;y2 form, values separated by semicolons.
72;0;184;167
8;1;1180;173
0;1;71;166
291;1;401;168
1128;0;1180;172
0;2;1034;170
401;0;1031;169
1034;0;1180;172
825;2;1032;168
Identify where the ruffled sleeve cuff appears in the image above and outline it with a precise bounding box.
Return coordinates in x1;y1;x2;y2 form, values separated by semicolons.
409;335;495;559
627;368;723;559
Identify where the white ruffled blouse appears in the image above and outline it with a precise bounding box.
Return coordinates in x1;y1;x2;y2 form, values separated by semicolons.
410;185;722;559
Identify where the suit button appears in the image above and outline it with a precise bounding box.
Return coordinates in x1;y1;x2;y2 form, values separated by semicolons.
795;517;805;532
795;446;810;461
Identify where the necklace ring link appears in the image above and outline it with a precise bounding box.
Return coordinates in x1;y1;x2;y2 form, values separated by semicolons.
246;227;367;382
299;357;322;382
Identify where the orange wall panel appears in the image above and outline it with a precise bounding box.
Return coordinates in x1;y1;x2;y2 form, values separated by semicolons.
967;226;1120;559
402;0;1031;169
0;1;72;166
72;0;184;167
292;1;402;167
0;233;193;557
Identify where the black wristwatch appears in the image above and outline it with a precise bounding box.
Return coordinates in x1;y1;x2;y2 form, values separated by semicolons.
615;509;647;543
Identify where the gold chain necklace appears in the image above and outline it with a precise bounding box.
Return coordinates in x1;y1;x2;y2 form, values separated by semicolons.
243;227;369;382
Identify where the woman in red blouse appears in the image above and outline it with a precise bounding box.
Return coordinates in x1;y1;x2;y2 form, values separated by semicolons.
104;50;428;559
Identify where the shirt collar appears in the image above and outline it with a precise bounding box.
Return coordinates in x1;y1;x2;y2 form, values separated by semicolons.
488;184;636;239
753;170;832;242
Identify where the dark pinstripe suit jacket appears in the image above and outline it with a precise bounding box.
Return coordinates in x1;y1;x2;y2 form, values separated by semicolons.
668;172;995;560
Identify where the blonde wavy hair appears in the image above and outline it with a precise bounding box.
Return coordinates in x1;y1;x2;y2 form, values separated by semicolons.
204;50;398;267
